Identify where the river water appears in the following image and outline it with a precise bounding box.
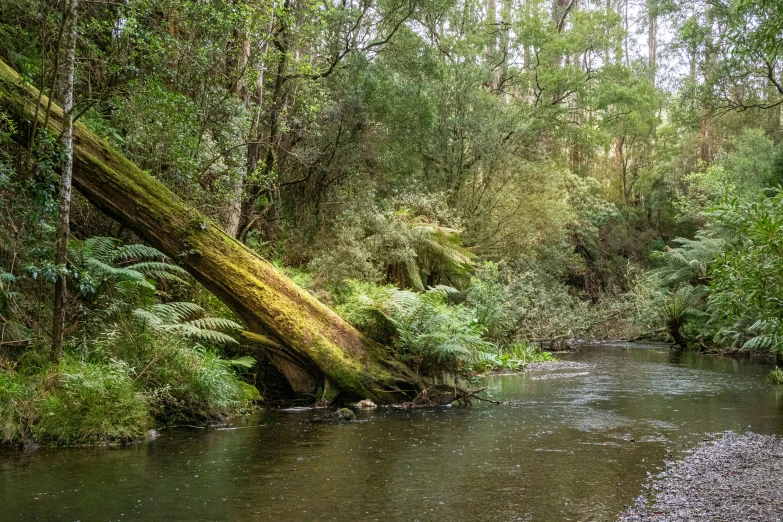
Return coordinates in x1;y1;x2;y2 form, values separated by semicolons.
2;344;783;521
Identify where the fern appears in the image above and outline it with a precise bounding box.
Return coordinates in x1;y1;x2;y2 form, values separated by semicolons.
113;243;171;262
650;233;723;288
395;213;475;290
70;238;190;309
125;262;188;283
0;270;15;284
85;258;156;290
133;302;243;345
379;286;494;374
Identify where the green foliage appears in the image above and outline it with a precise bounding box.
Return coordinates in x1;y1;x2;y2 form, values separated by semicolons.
505;342;555;364
468;342;555;373
660;285;708;346
0;369;35;445
71;237;188;297
309;195;474;290
331;281;495;376
331;280;398;344
0;326;259;447
675;131;779;223
769;367;783;385
33;357;152;446
650;233;722;288
706;195;783;353
464;263;514;342
502;265;597;342
132;301;243;345
88;325;258;422
381;286;495;375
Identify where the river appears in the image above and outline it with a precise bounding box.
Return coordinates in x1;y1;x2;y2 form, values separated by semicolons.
2;344;782;521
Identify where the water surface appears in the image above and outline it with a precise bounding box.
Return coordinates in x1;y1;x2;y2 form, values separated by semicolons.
2;344;782;521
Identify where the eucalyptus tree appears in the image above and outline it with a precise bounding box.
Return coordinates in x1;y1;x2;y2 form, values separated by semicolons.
51;0;78;362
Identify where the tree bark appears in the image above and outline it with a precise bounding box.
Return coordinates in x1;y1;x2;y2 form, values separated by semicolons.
51;0;78;363
0;57;422;403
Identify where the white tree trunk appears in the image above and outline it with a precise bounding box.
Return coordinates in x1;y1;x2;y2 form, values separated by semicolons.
51;0;78;361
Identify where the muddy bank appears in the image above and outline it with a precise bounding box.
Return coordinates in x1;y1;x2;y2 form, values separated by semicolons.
619;432;783;521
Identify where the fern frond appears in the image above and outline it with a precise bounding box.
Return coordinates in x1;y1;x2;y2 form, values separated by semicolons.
188;317;244;332
127;261;189;282
82;237;119;263
86;258;156;290
148;301;204;322
113;243;170;262
163;324;238;345
133;302;242;345
132;308;165;328
224;356;256;369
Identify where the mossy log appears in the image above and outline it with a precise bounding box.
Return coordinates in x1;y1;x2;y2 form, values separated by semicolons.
0;59;423;403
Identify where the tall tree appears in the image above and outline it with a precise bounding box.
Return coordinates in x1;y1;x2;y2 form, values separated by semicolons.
50;0;78;362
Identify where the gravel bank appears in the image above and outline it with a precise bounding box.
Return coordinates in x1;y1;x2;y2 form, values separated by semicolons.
529;371;590;380
488;361;593;376
619;432;783;522
525;361;592;372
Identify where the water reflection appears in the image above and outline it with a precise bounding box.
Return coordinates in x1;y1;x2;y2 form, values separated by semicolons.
1;345;781;521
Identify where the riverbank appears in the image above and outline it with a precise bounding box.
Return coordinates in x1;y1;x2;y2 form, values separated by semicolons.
619;432;783;521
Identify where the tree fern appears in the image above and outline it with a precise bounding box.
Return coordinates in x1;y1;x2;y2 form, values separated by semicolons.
650;233;723;288
395;213;475;290
379;285;494;374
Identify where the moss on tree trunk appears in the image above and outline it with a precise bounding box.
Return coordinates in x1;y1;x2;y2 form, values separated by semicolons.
0;58;423;403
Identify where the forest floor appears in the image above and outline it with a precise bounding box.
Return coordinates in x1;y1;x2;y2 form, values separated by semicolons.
618;432;783;521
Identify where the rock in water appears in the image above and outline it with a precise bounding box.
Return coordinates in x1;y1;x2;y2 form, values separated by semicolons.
355;399;377;409
312;408;357;423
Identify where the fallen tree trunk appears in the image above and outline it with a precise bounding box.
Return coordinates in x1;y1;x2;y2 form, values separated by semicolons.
0;59;423;403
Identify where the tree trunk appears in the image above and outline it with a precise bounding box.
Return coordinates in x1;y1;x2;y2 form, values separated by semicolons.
0;57;423;403
647;3;657;84
224;38;252;238
51;0;78;363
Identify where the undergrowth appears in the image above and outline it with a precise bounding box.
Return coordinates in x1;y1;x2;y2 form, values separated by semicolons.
0;237;259;448
330;280;556;377
0;330;259;447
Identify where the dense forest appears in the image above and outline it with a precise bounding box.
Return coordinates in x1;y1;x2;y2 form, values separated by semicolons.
1;0;783;447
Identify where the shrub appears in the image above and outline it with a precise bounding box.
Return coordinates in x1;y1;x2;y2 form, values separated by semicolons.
137;338;259;422
707;194;783;353
464;263;514;342
0;370;36;446
332;281;495;376
89;327;258;423
32;357;152;446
